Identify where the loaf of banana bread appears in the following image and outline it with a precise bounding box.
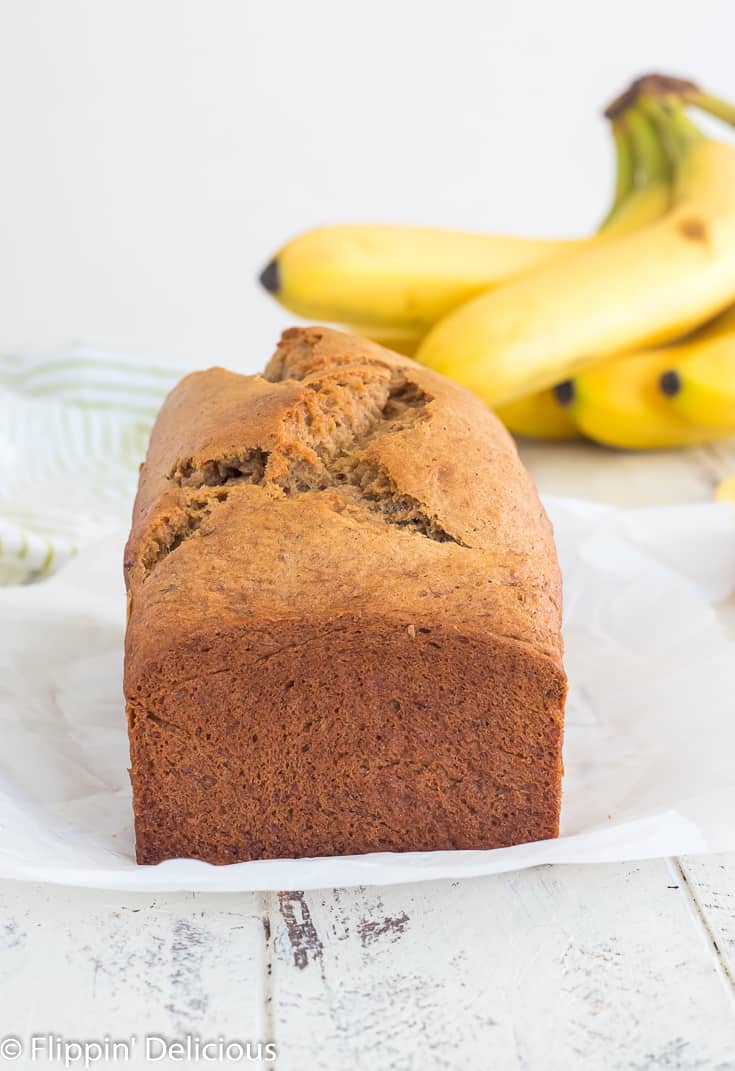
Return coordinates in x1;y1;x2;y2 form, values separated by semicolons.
124;327;566;864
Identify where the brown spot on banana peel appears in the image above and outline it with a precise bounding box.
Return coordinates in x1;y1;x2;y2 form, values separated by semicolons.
604;73;700;118
678;217;709;244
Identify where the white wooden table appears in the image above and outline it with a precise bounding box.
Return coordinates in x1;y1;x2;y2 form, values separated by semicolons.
2;442;735;1071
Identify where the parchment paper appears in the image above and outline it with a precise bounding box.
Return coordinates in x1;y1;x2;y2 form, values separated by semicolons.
1;496;734;890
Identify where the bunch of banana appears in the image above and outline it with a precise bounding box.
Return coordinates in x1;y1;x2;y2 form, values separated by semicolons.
259;74;735;450
416;93;735;406
496;100;674;441
556;306;735;449
545;88;735;450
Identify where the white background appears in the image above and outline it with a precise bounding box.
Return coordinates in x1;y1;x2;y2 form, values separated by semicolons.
0;0;734;370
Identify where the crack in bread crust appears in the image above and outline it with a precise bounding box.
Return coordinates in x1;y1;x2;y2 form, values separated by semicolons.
172;449;269;488
144;364;464;576
139;488;230;577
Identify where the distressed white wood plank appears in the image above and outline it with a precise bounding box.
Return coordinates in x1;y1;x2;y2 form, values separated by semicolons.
0;882;270;1070
679;851;735;989
268;861;735;1071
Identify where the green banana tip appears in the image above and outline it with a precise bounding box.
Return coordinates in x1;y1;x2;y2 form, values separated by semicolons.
259;258;280;295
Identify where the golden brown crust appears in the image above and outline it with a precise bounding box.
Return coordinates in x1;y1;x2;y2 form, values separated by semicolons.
124;327;566;864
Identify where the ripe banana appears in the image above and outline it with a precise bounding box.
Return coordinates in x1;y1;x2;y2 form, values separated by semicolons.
497;103;673;440
658;329;735;430
416;87;735;406
259;224;583;332
555;348;733;449
341;323;421;356
557;299;735;448
493;390;581;440
556;296;735;449
556;96;735;452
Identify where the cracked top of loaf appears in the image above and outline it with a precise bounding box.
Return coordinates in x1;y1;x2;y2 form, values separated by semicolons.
124;327;563;675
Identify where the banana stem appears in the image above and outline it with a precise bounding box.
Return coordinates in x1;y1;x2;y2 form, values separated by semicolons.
622;105;672;185
637;95;702;166
604;74;699;119
611;119;635;205
599;119;635;227
686;90;735;128
605;75;735;135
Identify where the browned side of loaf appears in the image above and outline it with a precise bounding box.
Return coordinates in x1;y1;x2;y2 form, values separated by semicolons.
124;327;566;864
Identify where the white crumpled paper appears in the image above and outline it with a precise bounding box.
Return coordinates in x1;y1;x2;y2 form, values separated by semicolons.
1;495;734;891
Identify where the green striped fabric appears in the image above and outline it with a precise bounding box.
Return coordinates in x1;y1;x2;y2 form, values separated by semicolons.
0;346;182;584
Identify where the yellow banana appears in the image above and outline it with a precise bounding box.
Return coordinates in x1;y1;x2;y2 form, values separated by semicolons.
658;329;735;430
555;348;733;449
497;103;674;441
555;296;735;450
259;224;583;332
339;323;421;356
557;301;735;449
416;84;735;406
716;475;735;502
493;390;581;440
684;301;735;341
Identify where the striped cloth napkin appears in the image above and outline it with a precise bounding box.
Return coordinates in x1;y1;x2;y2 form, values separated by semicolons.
0;347;182;584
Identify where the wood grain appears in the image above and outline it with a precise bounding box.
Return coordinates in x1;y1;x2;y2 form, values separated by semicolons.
0;883;268;1067
265;863;735;1070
